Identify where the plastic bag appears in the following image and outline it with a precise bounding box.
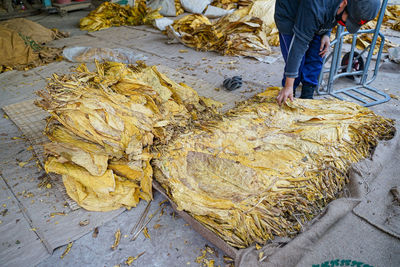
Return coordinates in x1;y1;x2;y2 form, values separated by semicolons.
153;17;174;31
181;0;211;14
147;0;176;16
388;47;400;64
204;5;234;18
63;47;147;64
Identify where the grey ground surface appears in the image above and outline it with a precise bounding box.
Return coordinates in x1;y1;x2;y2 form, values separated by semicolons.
0;4;400;267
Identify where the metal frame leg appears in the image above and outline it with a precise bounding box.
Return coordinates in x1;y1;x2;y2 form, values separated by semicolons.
316;0;391;107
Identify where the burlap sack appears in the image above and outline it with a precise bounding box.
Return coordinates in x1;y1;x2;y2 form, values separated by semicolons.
0;26;38;66
0;18;56;44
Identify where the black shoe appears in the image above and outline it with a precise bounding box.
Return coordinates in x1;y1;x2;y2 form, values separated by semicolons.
300;84;316;99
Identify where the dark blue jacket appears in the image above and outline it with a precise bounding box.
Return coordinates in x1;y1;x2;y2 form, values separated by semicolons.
274;0;341;78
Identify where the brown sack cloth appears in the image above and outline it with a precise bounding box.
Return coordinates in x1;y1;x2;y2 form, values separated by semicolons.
0;26;38;66
0;18;58;44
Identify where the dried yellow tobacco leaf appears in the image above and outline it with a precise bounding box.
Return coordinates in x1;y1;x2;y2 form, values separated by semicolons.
36;61;216;212
125;252;145;266
60;242;73;259
80;1;162;32
142;227;150;239
154;87;395;248
111;229;121;250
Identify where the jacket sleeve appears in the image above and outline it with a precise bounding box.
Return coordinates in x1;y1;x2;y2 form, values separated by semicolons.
284;1;321;79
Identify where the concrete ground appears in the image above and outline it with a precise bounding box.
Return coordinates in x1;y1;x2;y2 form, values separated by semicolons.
1;4;400;267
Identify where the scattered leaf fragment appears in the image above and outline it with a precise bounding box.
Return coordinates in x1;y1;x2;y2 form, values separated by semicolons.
205;245;215;255
1;209;7;216
60;242;73;259
195;250;207;263
18;162;28;168
92;227;99;238
27;146;33;151
153;224;162;229
50;212;66;217
125;252;145;266
390;94;399;100
111;229;121;250
255;243;262;250
204;259;214;267
3;114;9;119
223;255;234;263
46;183;52;189
143;227;150;239
79;219;90;226
258;251;264;261
179;49;188;53
159;200;168;206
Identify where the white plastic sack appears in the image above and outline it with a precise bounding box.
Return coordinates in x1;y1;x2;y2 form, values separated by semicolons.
62;47;148;64
204;5;234;18
147;0;176;17
153;17;174;31
181;0;211;14
388;47;400;64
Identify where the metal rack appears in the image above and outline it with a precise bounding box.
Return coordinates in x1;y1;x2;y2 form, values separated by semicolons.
317;0;391;107
42;0;92;17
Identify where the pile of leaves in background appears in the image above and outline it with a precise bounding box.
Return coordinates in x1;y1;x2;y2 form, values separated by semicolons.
210;0;239;10
384;5;400;31
153;87;395;248
174;0;184;15
0;18;68;73
338;5;400;54
166;0;277;58
35;61;220;211
80;0;163;32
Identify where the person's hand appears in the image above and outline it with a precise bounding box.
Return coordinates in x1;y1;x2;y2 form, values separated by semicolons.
319;35;330;57
276;86;294;107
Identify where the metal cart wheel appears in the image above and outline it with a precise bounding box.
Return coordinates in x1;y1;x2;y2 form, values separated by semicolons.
340;51;365;80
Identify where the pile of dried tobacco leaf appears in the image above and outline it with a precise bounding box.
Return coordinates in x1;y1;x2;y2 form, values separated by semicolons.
166;0;277;58
80;1;162;32
153;87;395;248
35;61;217;211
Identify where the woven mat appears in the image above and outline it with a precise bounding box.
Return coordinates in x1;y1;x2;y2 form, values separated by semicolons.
2;99;80;210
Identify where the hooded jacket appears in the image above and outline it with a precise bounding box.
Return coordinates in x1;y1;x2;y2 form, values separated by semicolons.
274;0;342;79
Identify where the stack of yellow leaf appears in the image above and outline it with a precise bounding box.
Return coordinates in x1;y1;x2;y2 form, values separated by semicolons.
237;0;254;8
167;4;273;57
153;87;395;248
384;5;400;31
80;1;163;32
210;0;239;10
36;61;215;211
175;0;184;16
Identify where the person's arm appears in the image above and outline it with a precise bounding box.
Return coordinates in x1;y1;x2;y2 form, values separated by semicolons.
276;78;294;106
